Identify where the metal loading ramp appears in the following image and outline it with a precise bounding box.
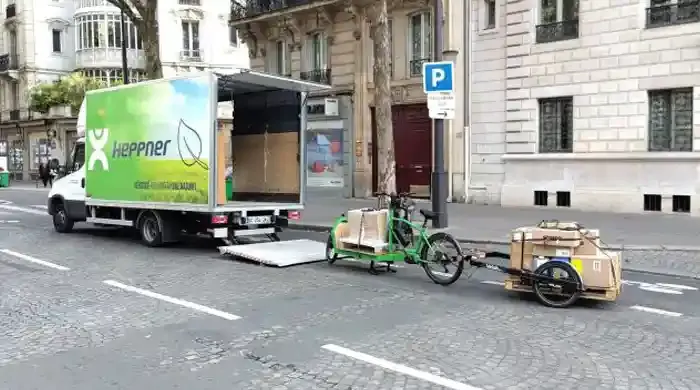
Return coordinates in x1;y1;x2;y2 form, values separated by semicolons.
218;239;326;267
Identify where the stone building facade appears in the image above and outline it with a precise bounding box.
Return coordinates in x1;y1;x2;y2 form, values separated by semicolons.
471;0;700;214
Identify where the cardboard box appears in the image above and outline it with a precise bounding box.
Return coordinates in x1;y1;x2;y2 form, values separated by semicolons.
509;239;534;270
573;251;621;289
512;226;582;248
573;229;602;256
345;209;388;246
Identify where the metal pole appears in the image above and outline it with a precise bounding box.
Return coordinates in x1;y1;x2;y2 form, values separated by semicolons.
120;7;129;84
431;0;448;228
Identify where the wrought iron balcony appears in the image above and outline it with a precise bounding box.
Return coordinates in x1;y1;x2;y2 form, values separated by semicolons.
646;2;700;28
180;49;202;62
409;58;430;77
0;54;18;72
230;0;313;22
300;68;331;84
5;3;15;19
535;19;579;43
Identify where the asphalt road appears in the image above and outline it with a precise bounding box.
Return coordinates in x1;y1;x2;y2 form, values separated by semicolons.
1;188;700;389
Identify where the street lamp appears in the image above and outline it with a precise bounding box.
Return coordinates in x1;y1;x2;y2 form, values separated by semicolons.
120;7;129;84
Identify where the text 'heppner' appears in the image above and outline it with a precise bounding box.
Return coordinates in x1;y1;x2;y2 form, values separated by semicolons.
112;140;171;158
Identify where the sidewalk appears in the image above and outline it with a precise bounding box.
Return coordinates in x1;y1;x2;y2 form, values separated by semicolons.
293;195;700;279
295;195;700;250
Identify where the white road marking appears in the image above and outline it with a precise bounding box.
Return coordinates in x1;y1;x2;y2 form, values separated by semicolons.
0;220;20;223
630;305;683;317
0;204;46;215
481;280;505;286
623;280;695;295
656;283;698;291
0;249;70;271
321;344;483;390
31;205;48;210
103;280;240;321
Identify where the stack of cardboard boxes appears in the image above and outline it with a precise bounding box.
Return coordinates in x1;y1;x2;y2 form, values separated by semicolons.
509;222;621;291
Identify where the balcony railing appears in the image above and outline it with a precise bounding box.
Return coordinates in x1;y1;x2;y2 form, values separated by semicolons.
300;68;331;84
646;2;700;28
5;3;15;19
535;19;579;43
180;49;202;62
178;0;201;5
230;0;312;21
0;109;48;123
409;58;430;77
0;54;19;72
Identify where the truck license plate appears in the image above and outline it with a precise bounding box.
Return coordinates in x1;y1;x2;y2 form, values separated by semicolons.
247;216;271;225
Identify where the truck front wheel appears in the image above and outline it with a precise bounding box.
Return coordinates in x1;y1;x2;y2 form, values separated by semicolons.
139;212;163;247
52;203;74;233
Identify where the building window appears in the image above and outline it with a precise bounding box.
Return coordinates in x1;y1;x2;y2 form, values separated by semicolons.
76;14;142;50
409;11;431;77
648;88;693;151
308;32;327;70
484;0;497;29
275;41;290;76
79;68;147;85
536;0;579;43
539;97;573;153
646;0;700;28
52;29;62;53
230;26;239;47
181;20;200;58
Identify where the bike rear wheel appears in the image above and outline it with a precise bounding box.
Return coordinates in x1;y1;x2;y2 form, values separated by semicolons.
420;232;464;286
325;235;338;264
532;261;582;308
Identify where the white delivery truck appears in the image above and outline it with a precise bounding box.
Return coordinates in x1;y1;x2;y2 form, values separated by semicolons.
47;70;330;247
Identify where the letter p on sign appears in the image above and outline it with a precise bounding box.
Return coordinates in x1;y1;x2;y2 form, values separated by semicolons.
422;61;454;94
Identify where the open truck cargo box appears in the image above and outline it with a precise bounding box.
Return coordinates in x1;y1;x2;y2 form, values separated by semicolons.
83;70;330;213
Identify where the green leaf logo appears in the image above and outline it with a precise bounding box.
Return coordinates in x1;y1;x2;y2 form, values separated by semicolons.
177;119;208;170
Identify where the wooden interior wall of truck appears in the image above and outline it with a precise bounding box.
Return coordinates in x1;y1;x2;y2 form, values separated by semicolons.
230;90;301;202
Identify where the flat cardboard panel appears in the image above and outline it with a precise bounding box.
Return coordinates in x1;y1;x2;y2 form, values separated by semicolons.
231;132;299;194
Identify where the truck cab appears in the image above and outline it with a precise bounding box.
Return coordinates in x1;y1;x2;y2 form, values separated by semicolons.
47;99;87;232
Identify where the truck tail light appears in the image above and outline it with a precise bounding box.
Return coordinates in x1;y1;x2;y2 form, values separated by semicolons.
211;215;228;224
288;211;301;220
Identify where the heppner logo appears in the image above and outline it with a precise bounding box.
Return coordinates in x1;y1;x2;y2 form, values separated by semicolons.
87;128;109;171
87;127;173;171
112;139;172;158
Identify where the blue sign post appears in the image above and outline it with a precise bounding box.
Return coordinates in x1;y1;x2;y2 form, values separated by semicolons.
422;61;454;93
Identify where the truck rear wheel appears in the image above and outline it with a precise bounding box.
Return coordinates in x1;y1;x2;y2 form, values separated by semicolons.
52;203;74;233
139;212;163;247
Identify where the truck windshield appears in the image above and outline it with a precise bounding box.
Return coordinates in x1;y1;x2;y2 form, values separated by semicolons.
69;143;85;172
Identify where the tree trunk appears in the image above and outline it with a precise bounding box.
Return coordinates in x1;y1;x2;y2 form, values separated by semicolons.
368;0;396;198
139;2;162;79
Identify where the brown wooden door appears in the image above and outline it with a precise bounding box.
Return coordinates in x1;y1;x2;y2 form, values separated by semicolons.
393;104;432;196
371;105;432;196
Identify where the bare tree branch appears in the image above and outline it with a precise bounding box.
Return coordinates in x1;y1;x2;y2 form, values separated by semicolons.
104;0;142;25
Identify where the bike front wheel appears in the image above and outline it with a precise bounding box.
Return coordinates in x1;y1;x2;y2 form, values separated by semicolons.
420;232;464;286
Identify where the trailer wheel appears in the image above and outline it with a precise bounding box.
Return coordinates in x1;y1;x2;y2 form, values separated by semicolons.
532;261;582;308
139;212;163;247
52;202;74;233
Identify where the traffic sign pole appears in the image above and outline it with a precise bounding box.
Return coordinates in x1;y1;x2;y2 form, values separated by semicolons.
431;0;448;228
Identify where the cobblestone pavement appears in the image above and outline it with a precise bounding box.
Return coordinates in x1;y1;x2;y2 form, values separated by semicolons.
1;211;700;390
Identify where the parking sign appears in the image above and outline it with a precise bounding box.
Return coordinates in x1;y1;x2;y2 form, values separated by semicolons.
422;61;454;93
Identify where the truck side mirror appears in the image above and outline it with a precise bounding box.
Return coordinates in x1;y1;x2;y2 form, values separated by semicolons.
81;178;85;188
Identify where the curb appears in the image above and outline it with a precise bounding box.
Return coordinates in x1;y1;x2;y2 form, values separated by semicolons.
287;223;700;252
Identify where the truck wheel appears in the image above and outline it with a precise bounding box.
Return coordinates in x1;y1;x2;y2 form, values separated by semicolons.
139;213;163;247
52;203;74;233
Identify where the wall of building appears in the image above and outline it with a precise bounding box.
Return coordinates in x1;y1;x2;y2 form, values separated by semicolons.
469;0;700;214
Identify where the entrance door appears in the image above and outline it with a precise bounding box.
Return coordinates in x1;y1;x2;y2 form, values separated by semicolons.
370;104;432;196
